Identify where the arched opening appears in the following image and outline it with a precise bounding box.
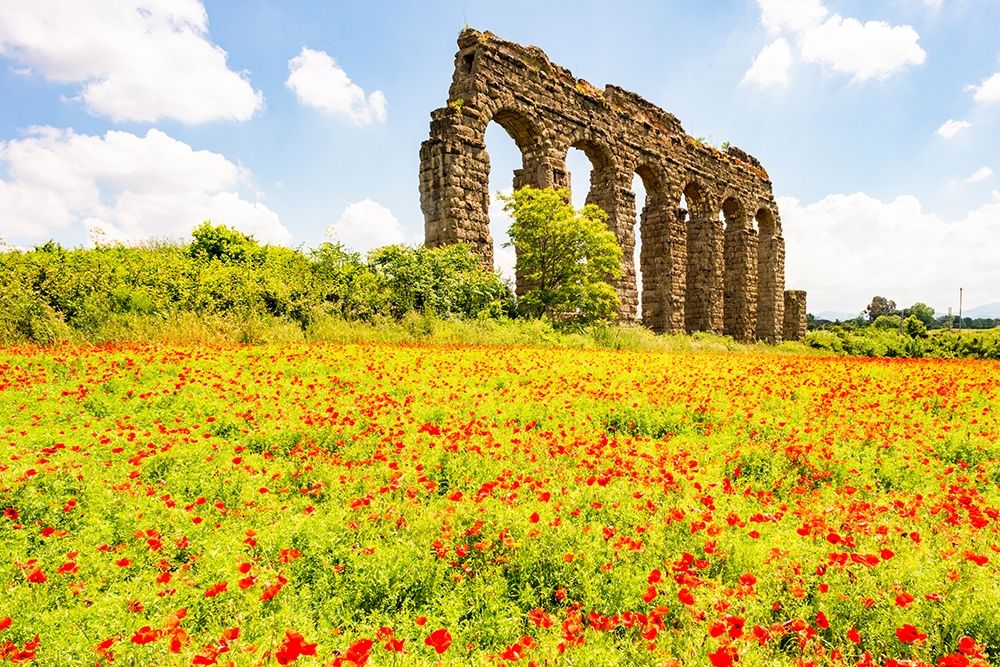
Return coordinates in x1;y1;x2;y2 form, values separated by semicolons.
755;207;779;342
564;139;631;320
481;108;544;288
484;121;522;286
565;146;594;212
632;173;646;323
683;181;720;333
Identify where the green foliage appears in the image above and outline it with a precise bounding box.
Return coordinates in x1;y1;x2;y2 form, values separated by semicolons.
864;295;897;322
188;221;261;264
903;302;935;327
0;224;514;345
872;314;902;330
368;243;512;320
501;187;621;326
903;314;928;338
805;324;1000;359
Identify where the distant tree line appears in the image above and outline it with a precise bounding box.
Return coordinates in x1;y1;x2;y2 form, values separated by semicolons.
804;295;1000;359
809;295;999;332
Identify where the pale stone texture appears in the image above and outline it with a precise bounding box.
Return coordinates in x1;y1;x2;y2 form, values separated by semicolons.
783;291;809;343
419;29;806;342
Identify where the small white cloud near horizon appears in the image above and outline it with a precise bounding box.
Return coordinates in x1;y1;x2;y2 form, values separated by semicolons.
783;191;1000;314
970;72;1000;104
325;199;405;254
743;38;793;88
936;119;971;138
286;48;387;125
0;1;263;123
488;187;517;286
745;0;926;86
966;166;994;183
0;126;289;246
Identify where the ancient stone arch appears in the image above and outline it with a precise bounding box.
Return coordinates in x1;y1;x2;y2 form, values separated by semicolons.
419;28;805;342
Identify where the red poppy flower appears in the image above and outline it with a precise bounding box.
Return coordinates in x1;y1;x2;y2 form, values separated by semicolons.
708;646;735;667
275;630;317;665
678;588;695;605
896;624;927;643
204;581;227;598
424;628;451;654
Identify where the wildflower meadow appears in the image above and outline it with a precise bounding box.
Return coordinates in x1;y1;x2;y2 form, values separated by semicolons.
1;343;997;665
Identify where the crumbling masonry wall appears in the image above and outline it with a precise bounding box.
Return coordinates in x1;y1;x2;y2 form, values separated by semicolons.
419;28;806;342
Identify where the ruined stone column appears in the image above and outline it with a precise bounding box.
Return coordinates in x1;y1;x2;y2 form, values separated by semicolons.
723;225;758;343
667;207;687;333
419;108;493;267
637;200;670;332
708;217;725;335
756;233;782;343
783;290;807;342
611;183;638;324
684;213;720;333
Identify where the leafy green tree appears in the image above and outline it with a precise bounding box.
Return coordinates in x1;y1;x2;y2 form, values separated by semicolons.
501;186;621;325
872;314;902;330
902;302;935;328
367;243;513;319
903;314;927;338
864;295;897;322
188;222;261;265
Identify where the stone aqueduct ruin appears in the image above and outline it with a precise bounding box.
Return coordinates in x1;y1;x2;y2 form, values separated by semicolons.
420;29;807;342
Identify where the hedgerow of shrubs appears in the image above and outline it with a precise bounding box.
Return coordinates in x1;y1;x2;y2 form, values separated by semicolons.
804;323;1000;359
0;223;514;345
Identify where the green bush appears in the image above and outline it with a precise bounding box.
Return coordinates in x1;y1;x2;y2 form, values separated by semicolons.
0;225;514;345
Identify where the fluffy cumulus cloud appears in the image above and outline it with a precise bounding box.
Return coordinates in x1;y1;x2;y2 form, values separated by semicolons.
0;127;289;246
0;1;262;123
936;118;971;138
745;0;926;86
970;72;1000;104
286;48;387;125
742;38;793;87
325;199;405;254
783;192;1000;314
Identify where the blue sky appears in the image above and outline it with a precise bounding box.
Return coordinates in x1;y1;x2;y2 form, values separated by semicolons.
1;0;999;315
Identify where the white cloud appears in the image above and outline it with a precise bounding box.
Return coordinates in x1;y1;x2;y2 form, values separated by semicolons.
0;1;262;123
286;47;387;125
783;192;1000;313
489;187;517;285
746;0;926;85
936;118;971;138
970;72;1000;104
0;127;289;246
799;16;926;81
757;0;828;34
966;166;994;183
326;199;404;254
743;38;793;87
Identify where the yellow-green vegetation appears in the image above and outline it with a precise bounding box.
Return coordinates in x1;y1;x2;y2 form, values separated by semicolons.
1;343;997;665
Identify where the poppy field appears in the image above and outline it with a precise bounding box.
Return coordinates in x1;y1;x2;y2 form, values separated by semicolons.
1;342;998;666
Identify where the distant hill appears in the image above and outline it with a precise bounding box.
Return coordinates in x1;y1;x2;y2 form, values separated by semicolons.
815;310;861;322
962;302;1000;318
